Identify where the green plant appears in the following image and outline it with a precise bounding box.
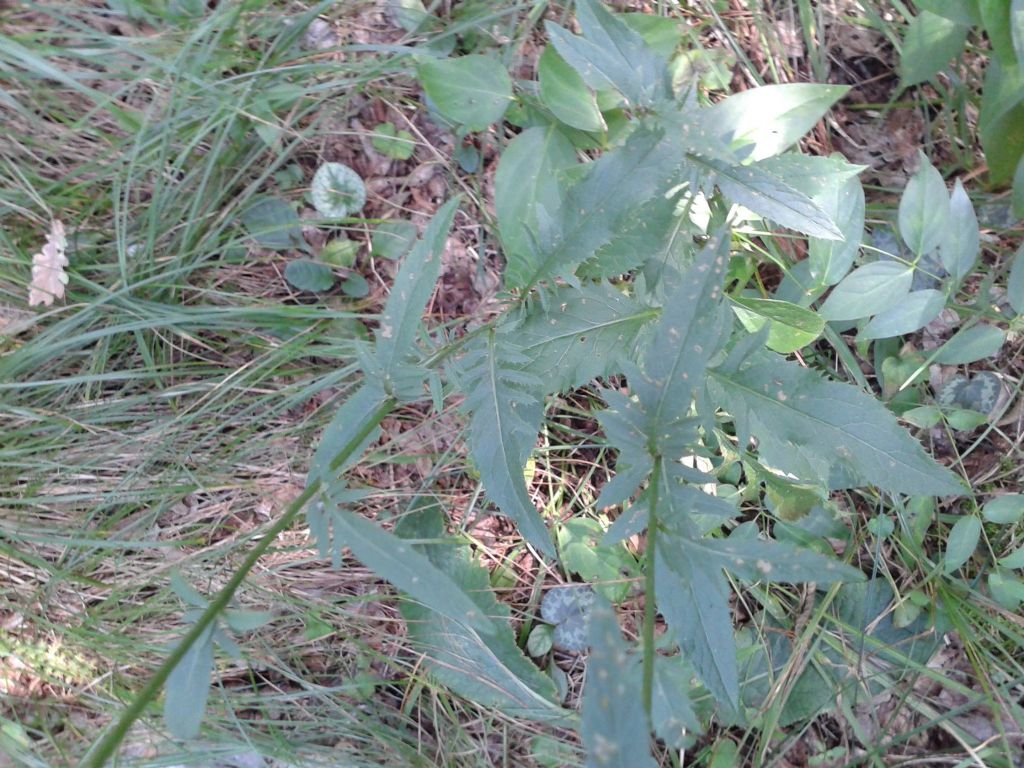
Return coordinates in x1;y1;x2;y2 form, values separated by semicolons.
86;1;1018;764
898;0;1024;216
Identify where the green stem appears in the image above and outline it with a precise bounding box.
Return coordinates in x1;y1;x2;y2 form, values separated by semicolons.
641;456;662;717
80;398;395;768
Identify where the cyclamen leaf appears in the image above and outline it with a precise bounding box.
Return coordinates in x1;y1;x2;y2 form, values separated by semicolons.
320;503;495;635
538;46;605;133
819;261;913;322
581;598;657;768
164;624;214;740
508;125;682;290
375;198;458;379
655;535;739;713
545;0;669;109
396;503;565;721
495;128;577;283
898;153;950;257
709;350;964;496
686;153;843;240
711;84;850;161
458;332;554;556
517;282;655;394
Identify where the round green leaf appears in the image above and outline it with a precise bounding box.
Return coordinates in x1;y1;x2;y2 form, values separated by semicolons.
415;54;513;132
284;259;335;292
372;123;416;160
527;624;554;657
988;570;1024;611
982;494;1024;525
321;238;359;268
341;272;369;298
311;162;366;219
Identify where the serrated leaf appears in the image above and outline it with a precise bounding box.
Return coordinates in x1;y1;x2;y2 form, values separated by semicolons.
696;535;864;584
757;154;865;287
899;11;969;88
416;54;513;132
396;503;565;721
819;261;913;321
655;535;739;713
686;154;843;240
375;198;458;381
517;282;654;393
545;0;668;109
939;179;980;283
709;350;964;495
933;324;1006;364
730;296;824;353
710;84;849;161
898;153;950;257
638;233;732;432
581;598;657;768
242;196;305;251
308;382;388;489
284;259;335;292
860;289;945;340
164;624;214;740
651;656;699;750
1008;244;1024;315
982;494;1024;524
538;46;605;133
320;503;495;635
944;515;981;574
458;332;554;556
508;125;683;289
495;127;577;282
979;58;1024;184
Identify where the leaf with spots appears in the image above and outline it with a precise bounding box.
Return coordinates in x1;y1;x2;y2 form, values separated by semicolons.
375;198;459;388
517;282;656;394
507;124;686;290
708;349;964;495
396;501;567;722
455;329;554;557
581;598;657;768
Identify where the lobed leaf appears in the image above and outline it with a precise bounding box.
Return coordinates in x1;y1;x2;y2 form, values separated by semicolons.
396;503;566;721
375;198;459;391
545;0;669;109
709;350;964;496
517;282;655;394
581;598;657;768
457;331;554;556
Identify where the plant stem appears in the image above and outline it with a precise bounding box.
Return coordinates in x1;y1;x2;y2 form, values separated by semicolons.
641;456;662;717
80;398;396;768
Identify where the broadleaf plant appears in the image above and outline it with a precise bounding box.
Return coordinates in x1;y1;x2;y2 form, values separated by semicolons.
109;2;986;762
